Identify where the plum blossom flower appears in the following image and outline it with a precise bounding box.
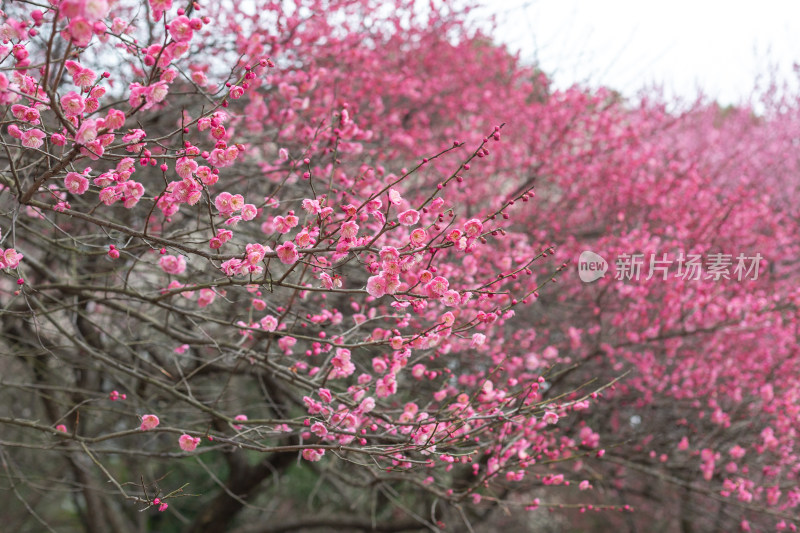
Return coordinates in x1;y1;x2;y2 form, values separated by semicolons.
64;172;89;195
159;254;186;275
388;189;402;205
11;105;40;124
729;444;746;459
296;228;315;247
175;156;198;178
61;91;85;117
241;204;258;221
147;81;169;105
122;129;146;150
74;67;97;88
303;396;324;415
197;288;216;307
244;243;267;266
276;241;299;264
229;85;244;99
273;214;299;233
463;218;483;238
105;109;126;130
197;166;217;186
372;357;388;374
446;229;462;243
84;97;100;114
178;434;200;451
302;198;321;214
358;397;376;413
1;20;27;41
66;17;93;47
340;220;359;239
425;276;449;298
220;258;244;277
331;348;355;378
140;414;160;431
260;315;278;331
410;228;427;246
398;209;420;226
21;128;45;149
1;248;24;270
148;0;172;20
168;16;193;43
232;414;248;430
318;388;333;403
310;422;328;438
366;275;387;298
75;119;98;145
376;375;397;398
379;246;400;264
543;411;559;425
441;289;460;307
7;124;22;139
83;0;110;20
302;448;325;461
215;192;235;214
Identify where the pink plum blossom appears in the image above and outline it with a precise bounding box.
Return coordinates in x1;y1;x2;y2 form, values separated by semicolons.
140;414;160;431
397;209;420;226
276;241;299;264
159;255;186;275
64;172;89;195
178;434;200;451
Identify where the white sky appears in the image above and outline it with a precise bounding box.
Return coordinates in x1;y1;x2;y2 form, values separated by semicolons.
482;0;800;105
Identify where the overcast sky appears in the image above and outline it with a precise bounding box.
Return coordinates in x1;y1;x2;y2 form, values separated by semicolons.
482;0;800;105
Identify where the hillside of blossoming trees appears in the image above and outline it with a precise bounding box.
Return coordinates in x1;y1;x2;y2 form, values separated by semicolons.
1;0;799;532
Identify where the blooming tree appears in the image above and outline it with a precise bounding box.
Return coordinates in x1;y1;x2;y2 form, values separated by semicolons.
0;0;798;532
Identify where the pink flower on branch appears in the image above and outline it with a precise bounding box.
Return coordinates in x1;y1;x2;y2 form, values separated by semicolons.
302;448;325;462
159;255;186;275
232;415;248;430
75;119;98;145
65;17;93;47
139;414;160;431
61;91;85;117
397;209;420;226
148;0;172;20
178;434;200;451
276;241;299;264
366;275;387;298
168;16;194;43
21;128;45;149
64;172;89;195
0;248;24;270
543;411;559;425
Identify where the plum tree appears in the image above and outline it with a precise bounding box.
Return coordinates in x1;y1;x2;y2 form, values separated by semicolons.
0;1;798;532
